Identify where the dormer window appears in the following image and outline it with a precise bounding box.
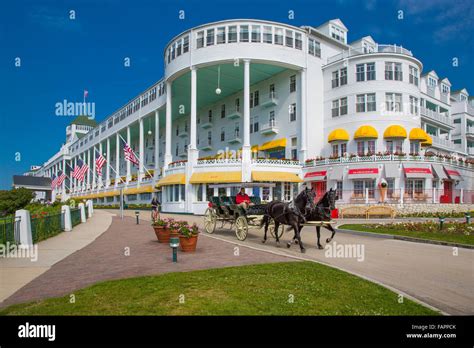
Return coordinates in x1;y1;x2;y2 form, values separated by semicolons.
428;77;437;88
441;84;450;94
330;25;345;43
362;42;375;53
460;94;467;101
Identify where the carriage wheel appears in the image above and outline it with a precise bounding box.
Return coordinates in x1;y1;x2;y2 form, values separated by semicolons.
269;221;284;239
204;208;217;234
235;216;248;241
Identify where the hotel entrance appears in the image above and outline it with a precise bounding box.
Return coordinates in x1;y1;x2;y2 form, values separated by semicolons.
312;181;327;202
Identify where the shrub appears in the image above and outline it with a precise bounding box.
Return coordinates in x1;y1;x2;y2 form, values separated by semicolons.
0;188;35;216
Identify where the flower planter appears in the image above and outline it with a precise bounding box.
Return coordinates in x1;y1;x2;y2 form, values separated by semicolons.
153;226;171;243
179;235;198;252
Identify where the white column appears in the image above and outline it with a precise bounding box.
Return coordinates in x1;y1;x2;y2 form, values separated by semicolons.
154;110;160;179
115;133;120;184
299;68;307;162
241;59;252;182
190;67;197;151
62;159;66;196
126;126;131;182
185;66;199;213
92;146;97;189
106;137;111;187
73;158;77;192
139;117;144;183
87;149;91;190
164;80;173;169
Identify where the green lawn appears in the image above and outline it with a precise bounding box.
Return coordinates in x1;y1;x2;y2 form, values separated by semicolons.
339;222;473;246
0;262;438;316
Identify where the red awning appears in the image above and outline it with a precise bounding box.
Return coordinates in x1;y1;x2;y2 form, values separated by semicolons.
444;168;463;181
347;167;379;179
403;164;433;178
304;170;327;181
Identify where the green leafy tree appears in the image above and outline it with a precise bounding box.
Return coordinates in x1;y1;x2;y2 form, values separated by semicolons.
0;188;35;216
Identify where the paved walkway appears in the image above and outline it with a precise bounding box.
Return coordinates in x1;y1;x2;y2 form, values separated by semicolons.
116;210;473;315
1;213;293;308
0;210;113;303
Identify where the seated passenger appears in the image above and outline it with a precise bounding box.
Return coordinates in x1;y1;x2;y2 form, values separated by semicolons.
236;187;254;209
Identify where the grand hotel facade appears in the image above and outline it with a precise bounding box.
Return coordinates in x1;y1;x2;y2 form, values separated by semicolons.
29;18;474;214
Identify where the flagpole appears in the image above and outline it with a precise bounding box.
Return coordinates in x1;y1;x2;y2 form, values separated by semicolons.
92;147;126;185
117;133;154;179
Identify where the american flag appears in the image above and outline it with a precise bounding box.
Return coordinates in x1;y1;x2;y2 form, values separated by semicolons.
56;170;66;187
74;159;89;182
95;153;106;176
84;90;89;99
72;160;81;179
123;140;139;166
51;174;58;190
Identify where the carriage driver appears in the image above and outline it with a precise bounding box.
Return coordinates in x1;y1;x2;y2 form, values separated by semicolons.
236;187;254;209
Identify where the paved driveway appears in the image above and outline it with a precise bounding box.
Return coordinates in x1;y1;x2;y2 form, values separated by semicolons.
121;210;474;315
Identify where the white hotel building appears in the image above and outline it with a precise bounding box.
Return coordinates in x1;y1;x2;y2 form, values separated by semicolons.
31;18;474;213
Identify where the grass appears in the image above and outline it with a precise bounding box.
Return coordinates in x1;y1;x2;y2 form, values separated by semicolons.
0;262;438;316
339;222;473;246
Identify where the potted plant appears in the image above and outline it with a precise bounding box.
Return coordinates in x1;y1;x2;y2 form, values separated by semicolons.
178;223;199;252
152;218;171;243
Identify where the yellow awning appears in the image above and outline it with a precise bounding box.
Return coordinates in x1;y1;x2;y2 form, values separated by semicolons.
409;128;428;141
328;129;350;143
124;186;155;195
251;144;259;151
384;125;407;138
354;125;378;139
252;171;302;183
156;173;186;187
258;138;287;151
189;171;242;184
421;135;433;147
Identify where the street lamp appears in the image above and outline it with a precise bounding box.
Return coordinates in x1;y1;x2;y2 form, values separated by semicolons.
438;216;445;230
170;236;179;262
135;211;140;224
465;212;471;224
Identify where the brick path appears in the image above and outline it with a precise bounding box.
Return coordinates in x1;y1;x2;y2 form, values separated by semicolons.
1;214;294;307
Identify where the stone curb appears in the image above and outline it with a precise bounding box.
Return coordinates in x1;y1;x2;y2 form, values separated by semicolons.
336;228;474;249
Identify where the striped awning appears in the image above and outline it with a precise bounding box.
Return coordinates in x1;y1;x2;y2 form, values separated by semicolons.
304;170;327;182
252;171;302;183
347;164;379;179
189;171;242;184
444;167;463;181
384;125;407;138
403;164;433;178
156;173;186;187
354;125;378;139
258;138;287;151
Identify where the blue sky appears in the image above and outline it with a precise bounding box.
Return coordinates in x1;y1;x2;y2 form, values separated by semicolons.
0;0;472;189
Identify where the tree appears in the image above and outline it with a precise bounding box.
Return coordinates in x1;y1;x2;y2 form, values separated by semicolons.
0;188;34;216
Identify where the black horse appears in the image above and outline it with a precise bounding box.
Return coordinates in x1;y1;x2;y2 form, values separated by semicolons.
288;188;338;250
260;187;316;253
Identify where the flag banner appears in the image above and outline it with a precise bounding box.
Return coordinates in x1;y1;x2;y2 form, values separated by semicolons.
51;174;57;190
56;170;66;187
84;90;89;99
72;159;83;179
122;139;139;166
75;159;89;182
95;153;106;176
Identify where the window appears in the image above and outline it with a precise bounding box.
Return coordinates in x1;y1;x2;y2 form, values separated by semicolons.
206;29;214;46
250;90;259;108
284;183;291;201
196;184;203;202
285;30;293;47
353;180;375;198
340;97;348;115
406;179;424;198
289;103;297;122
394;63;403;81
410;141;420;154
332;70;339;88
208;109;213;123
228;26;237;43
251;25;261;42
217;27;225;44
357;141;365;156
356;64;365;82
221;127;225;141
239;25;249;42
386;140;403;154
367;140;376;154
290;75;296;93
441;84;450;94
221;104;226;118
254;116;259;132
263;26;272;43
428;77;437;88
366;63;375;80
336;181;343;198
269;84;275;98
409;96;418;114
274;28;283;45
386;62;402;80
357;93;376;112
332;144;339;156
340;68;347;85
308;38;321;57
295;33;302;50
332;99;340;117
331;26;345;42
196;31;204;48
409;66;418;86
385;62;393;80
386;93;402;112
176;40;182;56
235;98;240;112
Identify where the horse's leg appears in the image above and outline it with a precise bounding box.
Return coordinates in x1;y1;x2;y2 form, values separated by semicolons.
316;226;323;249
293;223;305;253
325;224;336;243
262;215;269;243
274;221;281;247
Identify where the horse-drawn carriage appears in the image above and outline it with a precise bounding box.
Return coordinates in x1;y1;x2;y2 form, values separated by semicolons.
203;183;284;241
202;182;338;252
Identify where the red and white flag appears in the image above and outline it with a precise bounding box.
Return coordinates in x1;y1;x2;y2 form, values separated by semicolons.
84;90;89;99
95;153;106;176
56;170;66;187
51;174;58;190
123;140;139;166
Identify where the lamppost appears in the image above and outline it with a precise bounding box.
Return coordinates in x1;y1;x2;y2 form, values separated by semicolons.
170;236;179;262
135;211;140;224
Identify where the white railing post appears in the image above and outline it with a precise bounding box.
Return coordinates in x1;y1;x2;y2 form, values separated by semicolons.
86;200;93;217
61;205;72;232
365;188;369;204
399;188;404;206
432;188;436;203
15;209;33;248
460;189;464;204
78;203;86;223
